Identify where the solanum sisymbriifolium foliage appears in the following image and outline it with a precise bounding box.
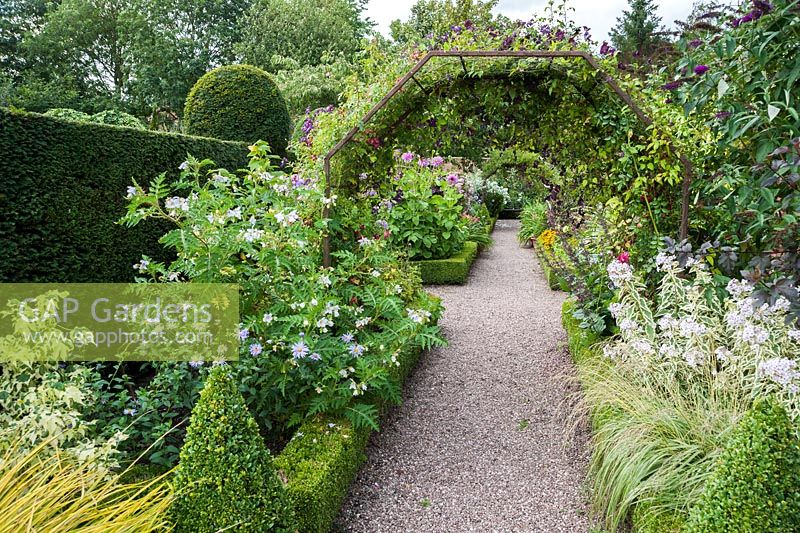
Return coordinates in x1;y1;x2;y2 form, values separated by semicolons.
121;142;445;439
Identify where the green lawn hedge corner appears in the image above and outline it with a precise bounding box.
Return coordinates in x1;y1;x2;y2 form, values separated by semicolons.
414;241;479;285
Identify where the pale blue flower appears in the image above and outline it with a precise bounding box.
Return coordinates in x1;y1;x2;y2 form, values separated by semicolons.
292;340;310;359
349;344;366;357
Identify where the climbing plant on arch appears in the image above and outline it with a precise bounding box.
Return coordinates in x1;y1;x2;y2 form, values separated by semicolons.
290;21;716;267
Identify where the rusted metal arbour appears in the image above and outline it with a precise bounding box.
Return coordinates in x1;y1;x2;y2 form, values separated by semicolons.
322;49;694;267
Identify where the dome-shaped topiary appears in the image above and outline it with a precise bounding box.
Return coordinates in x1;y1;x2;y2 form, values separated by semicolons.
91;110;145;129
170;366;296;532
184;64;292;153
687;397;800;533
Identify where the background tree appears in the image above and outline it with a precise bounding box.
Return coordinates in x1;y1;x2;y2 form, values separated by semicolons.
128;0;252;118
609;0;669;65
389;0;499;43
237;0;371;73
0;0;51;79
22;0;144;110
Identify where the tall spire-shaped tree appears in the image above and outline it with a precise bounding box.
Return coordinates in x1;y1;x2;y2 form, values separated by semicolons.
609;0;667;64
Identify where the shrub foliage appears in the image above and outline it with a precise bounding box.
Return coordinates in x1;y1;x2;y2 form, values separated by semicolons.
687;398;800;533
184;64;292;153
170;366;296;533
0;107;248;282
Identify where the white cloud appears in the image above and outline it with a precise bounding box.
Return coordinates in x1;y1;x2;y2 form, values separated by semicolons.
365;0;699;44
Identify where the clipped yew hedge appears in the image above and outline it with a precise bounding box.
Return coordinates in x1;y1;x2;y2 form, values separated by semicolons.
0;107;249;282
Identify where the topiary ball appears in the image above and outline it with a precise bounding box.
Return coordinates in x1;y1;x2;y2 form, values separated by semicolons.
184;64;292;153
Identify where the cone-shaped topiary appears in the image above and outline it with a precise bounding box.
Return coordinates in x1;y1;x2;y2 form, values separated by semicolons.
170;365;296;532
184;64;291;153
687;397;800;533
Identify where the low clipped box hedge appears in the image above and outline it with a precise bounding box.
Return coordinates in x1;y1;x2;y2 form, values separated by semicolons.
275;342;427;533
534;243;568;291
0;107;248;282
274;419;370;533
184;64;292;154
414;240;479;285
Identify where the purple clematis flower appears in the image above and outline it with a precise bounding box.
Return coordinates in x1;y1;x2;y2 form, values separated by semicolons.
600;41;616;56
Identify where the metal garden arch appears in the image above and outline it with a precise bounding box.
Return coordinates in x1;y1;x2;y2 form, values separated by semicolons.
321;50;694;267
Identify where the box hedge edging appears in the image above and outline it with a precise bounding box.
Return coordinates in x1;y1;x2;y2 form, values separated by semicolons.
274;336;428;532
411;216;496;285
414;240;479;285
534;243;568;291
487;216;498;234
0;107;249;283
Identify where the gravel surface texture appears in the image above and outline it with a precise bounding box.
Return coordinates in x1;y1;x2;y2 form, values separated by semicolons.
336;220;590;532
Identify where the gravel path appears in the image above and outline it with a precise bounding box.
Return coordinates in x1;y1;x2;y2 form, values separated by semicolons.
336;220;590;533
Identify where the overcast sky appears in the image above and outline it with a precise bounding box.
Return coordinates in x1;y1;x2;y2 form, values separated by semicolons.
365;0;699;44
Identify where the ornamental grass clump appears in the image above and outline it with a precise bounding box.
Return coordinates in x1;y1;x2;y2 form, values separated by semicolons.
0;437;172;532
170;366;296;533
580;251;800;531
686;398;800;533
518;201;548;244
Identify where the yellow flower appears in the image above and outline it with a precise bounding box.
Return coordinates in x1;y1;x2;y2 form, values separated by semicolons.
537;229;557;249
